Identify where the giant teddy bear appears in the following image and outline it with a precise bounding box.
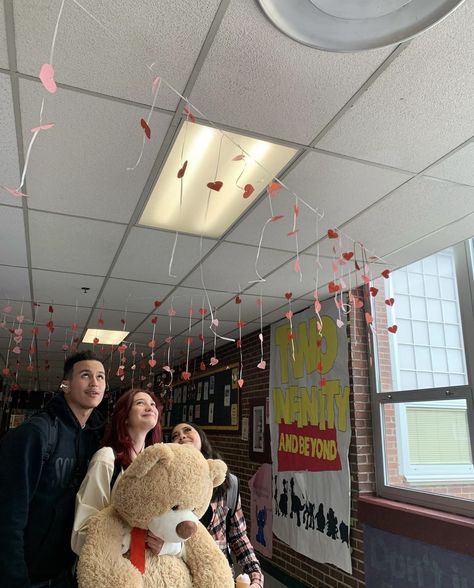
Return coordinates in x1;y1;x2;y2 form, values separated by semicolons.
77;443;234;588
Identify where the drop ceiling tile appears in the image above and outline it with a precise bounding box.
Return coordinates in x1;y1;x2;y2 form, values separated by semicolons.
384;212;474;270
29;211;125;275
19;79;173;222
318;1;474;172
182;242;293;292
426;143;474;187
338;177;474;262
190;0;392;144
0;265;30;300
100;278;174;313
32;269;104;306
112;227;216;283
0;207;28;265
0;74;21;205
36;304;91;328
225;151;412;251
14;0;221;109
0;3;8;69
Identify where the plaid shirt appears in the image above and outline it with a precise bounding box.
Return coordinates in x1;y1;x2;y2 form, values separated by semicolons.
207;493;264;587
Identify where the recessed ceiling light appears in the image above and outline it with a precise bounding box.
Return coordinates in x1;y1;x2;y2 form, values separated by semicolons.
139;122;298;238
82;329;129;345
258;0;465;51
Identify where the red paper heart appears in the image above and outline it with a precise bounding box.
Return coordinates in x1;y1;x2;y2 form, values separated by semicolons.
200;361;206;371
237;378;244;388
182;371;191;381
328;281;340;293
71;323;78;331
243;184;254;198
381;269;391;279
93;337;99;344
235;296;241;304
199;307;207;316
140;118;151;139
236;339;241;348
284;292;292;300
209;357;219;366
183;106;195;123
151;316;158;324
148;359;157;368
388;325;398;333
198;334;205;342
31;327;39;335
48;305;54;313
185;337;193;345
369;287;379;297
118;344;127;353
342;252;354;261
385;298;395;306
232;154;245;161
154;300;161;308
320;378;327;387
267;181;281;194
271;215;284;222
287;332;294;341
236;320;245;328
327;229;338;239
207;180;223;192
97;318;104;327
148;340;156;349
365;312;373;325
177;160;188;179
316;361;323;373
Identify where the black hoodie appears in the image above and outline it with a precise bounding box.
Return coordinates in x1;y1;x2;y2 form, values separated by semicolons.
0;393;104;587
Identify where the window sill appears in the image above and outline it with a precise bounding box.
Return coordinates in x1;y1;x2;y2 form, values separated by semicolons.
358;494;474;558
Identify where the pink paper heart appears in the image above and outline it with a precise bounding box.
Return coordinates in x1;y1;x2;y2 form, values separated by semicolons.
285;311;293;320
362;274;370;285
14;328;23;335
209;357;219;366
16;315;24;323
3;186;28;198
62;344;69;351
14;336;22;344
293;259;300;273
314;300;322;313
0;321;6;329
39;63;57;93
2;367;11;376
117;344;127;353
257;360;266;370
211;318;219;327
182;371;191;381
12;346;21;354
237;378;244;388
353;297;364;309
2;305;12;313
168;308;176;316
31;123;55;133
336;319;344;328
365;312;373;324
148;359;157;368
163;365;171;372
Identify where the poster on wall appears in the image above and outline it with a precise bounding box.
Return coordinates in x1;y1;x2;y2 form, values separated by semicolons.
270;302;352;573
249;463;273;558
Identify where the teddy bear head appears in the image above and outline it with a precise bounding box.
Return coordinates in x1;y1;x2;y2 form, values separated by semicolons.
111;443;227;542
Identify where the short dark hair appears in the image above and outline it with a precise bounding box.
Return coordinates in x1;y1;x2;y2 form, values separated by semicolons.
63;350;104;380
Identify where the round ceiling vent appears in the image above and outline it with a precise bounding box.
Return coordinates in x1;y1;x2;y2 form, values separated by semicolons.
257;0;466;51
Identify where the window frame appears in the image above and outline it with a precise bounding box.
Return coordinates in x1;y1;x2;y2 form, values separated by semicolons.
371;239;474;517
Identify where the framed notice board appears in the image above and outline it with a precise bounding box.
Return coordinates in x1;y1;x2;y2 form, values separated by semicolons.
162;363;240;432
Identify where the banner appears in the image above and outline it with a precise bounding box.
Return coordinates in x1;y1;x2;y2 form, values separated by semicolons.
269;302;352;573
249;463;273;557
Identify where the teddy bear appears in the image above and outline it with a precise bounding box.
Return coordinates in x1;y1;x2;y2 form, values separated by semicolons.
77;443;234;588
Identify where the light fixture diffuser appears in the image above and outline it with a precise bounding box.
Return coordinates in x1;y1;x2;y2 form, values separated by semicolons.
82;329;129;345
139;122;298;238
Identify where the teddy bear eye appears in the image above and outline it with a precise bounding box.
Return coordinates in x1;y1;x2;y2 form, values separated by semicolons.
172;505;179;511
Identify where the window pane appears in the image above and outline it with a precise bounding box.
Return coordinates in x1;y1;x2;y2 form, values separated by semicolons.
375;248;468;392
382;401;474;500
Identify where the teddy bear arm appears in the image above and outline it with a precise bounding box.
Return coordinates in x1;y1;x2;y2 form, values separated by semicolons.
183;522;234;588
77;507;143;588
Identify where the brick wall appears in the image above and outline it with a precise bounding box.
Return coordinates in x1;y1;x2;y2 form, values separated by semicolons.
202;301;375;588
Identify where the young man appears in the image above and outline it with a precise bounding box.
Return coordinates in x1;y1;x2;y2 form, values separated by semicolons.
0;350;106;588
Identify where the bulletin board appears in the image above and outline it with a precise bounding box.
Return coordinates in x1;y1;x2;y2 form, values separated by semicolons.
162;363;240;432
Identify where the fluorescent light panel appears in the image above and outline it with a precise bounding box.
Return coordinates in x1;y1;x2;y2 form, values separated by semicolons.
82;329;129;345
139;123;298;238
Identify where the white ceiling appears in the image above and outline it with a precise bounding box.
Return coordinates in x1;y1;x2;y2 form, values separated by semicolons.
0;0;473;389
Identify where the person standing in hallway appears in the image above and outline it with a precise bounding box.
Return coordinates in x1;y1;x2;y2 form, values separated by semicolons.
0;350;106;588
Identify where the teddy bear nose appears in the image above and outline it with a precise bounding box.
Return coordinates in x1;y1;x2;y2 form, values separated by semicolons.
176;520;197;540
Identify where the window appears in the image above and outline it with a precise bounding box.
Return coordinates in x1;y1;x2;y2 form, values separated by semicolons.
371;239;474;516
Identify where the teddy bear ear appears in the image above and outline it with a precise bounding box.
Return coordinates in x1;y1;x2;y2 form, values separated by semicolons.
207;458;227;488
124;443;173;480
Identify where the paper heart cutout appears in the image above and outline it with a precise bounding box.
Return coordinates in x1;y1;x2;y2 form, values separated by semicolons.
163;365;171;372
207;180;223;192
198;334;205;342
16;315;24;323
361;274;370;285
285;311;293;320
232;154;245;161
287;332;294;341
97;318;105;327
62;344;69;351
130;364;136;371
2;187;28;198
31;122;55;133
2;305;12;313
328;281;340;293
151;316;158;324
12;346;21;354
200;361;207;371
336;319;344;328
182;371;191;380
258;333;263;342
117;344;127;353
185;337;193;345
365;312;373;325
381;269;391;279
342;252;354;261
71;323;78;331
154;300;161;308
287;230;299;237
267;181;281;194
294;204;299;217
316;361;323;373
199;307;207;316
183;106;195;123
211;318;219;327
177;160;188;179
148;359;157;368
385;298;395;306
294;259;300;273
332;261;339;273
2;367;11;376
148;340;156;349
235;296;241;304
168;308;176;316
327;229;338;239
319;378;327;387
14;336;22;344
243;184;254;198
93;337;99;344
39;63;57;93
237;378;244;388
14;328;23;336
284;292;292;300
209;357;219;366
271;215;284;222
314;300;322;313
48;305;54;314
140;118;151;139
388;325;398;333
369;287;379;297
236;320;245;328
236;339;241;348
257;360;266;370
26;365;34;372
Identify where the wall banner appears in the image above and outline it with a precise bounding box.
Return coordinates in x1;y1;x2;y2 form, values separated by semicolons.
269;302;352;573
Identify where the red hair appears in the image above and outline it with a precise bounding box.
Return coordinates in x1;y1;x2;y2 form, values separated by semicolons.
102;388;162;468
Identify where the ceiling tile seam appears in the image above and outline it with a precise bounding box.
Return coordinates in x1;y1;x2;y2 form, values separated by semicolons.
419;135;474;176
4;0;41;385
309;42;411;148
27;208;129;226
0;66;176;115
76;0;234;348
